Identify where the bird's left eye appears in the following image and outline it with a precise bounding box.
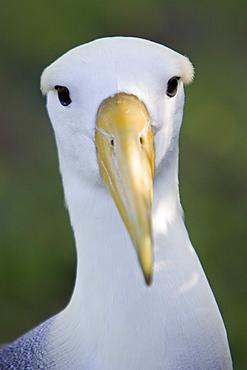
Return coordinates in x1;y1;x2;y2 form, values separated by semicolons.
166;77;180;98
55;85;72;106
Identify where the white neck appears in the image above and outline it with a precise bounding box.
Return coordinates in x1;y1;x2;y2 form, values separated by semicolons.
48;146;231;369
67;145;182;294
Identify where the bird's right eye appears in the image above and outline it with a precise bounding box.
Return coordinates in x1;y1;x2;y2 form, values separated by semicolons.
55;85;72;106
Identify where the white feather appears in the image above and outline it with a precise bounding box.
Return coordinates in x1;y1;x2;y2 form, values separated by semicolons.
0;37;231;369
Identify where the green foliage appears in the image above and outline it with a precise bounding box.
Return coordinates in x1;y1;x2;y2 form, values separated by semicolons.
0;0;246;367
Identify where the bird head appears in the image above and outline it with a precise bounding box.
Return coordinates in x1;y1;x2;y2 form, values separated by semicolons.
41;37;194;285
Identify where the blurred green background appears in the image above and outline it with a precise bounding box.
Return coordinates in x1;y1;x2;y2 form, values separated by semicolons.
0;0;246;368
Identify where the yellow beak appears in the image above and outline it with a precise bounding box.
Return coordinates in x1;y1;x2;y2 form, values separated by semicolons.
95;93;155;285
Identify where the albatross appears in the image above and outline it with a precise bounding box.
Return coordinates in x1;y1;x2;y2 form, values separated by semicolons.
0;37;232;369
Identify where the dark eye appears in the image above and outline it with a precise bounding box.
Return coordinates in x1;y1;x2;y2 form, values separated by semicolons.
166;77;180;98
55;85;72;106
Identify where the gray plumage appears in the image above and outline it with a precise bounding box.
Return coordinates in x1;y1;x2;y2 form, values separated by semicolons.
0;319;54;369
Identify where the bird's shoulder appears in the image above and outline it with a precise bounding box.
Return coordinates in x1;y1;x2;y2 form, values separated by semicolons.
0;317;55;369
